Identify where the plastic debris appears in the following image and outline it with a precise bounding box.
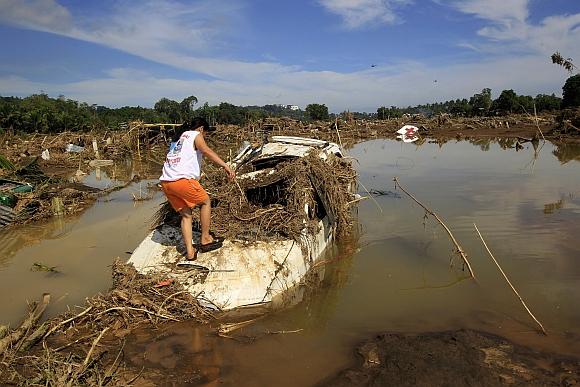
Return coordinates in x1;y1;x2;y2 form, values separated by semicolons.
41;149;50;160
396;125;420;143
153;279;174;288
65;144;84;153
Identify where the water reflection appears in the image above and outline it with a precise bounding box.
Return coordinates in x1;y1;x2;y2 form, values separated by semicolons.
0;216;74;269
552;142;580;164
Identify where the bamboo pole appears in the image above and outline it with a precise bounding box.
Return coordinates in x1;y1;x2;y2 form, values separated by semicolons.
473;223;547;335
359;180;383;213
393;177;475;279
334;117;343;149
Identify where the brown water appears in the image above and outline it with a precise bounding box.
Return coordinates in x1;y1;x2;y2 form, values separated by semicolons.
2;139;580;385
0;162;165;325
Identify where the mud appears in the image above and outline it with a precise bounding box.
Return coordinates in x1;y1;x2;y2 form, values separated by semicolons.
320;330;580;387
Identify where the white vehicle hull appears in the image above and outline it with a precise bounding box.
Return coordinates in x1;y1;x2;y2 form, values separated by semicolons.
128;218;334;311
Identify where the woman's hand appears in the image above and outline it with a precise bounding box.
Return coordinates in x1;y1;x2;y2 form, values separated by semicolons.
224;165;236;180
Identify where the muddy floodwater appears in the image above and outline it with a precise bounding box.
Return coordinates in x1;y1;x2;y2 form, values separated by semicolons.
2;139;580;385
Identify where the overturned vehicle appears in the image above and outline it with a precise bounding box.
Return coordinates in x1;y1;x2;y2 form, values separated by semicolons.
128;136;358;312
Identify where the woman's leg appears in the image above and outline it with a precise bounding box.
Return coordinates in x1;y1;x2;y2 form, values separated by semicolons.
199;196;214;245
179;207;196;259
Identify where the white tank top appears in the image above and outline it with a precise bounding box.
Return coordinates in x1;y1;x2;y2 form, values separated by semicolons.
159;130;203;181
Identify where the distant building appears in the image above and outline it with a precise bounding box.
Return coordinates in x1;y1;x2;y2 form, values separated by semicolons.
286;105;300;111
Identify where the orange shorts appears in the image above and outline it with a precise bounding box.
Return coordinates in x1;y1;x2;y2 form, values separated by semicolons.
160;178;209;212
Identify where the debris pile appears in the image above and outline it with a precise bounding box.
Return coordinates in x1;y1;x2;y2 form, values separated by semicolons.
0;111;571;228
552;107;580;136
0;260;209;385
0;127;168;227
154;151;358;243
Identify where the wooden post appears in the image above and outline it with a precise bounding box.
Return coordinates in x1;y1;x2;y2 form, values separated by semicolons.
92;139;100;158
51;197;64;216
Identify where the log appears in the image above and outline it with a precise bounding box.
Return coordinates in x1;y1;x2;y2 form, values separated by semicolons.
0;293;51;355
0;325;7;339
19;322;49;352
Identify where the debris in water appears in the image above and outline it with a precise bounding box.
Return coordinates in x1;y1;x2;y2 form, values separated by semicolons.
396;125;420;143
31;262;59;273
368;189;401;198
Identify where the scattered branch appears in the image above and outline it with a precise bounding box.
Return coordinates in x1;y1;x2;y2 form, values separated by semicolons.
473;223;547;335
393;177;475;279
43;305;94;340
0;293;51;355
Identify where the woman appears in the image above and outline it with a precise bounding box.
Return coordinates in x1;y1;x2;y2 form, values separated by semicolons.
159;117;235;260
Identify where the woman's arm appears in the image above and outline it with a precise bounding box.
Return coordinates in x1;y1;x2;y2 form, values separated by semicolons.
194;133;236;179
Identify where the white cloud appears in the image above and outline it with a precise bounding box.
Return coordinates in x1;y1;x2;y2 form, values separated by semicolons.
448;0;529;24
0;0;577;112
318;0;412;28
0;53;568;112
0;0;73;33
442;0;580;58
0;0;284;81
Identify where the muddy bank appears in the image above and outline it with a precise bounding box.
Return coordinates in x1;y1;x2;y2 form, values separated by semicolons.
320;330;580;387
0;261;210;385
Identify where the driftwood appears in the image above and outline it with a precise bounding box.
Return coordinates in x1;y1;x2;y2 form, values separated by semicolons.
19;322;49;352
0;293;51;355
43;305;93;340
393;177;475;279
0;325;7;339
473;223;547;335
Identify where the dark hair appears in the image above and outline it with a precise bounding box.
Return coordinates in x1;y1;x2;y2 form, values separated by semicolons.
171;117;209;142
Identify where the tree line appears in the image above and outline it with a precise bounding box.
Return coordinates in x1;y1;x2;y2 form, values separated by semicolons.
0;94;313;133
1;73;579;133
377;73;579;119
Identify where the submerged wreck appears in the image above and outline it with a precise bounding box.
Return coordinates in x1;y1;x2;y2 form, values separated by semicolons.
128;136;358;312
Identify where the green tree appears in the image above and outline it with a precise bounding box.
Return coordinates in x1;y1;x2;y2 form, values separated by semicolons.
154;97;181;122
494;89;518;114
377;106;402;119
534;94;561;111
377;107;388;119
562;74;580;108
469;88;492;116
179;95;198;120
449;99;471;116
517;95;534;112
305;103;329;120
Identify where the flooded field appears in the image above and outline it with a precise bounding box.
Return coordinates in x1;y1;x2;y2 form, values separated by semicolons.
1;138;580;385
0;163;165;326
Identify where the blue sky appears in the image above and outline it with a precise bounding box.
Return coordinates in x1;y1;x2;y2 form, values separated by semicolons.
0;0;579;112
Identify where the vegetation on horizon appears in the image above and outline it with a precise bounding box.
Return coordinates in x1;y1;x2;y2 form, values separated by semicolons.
1;71;579;133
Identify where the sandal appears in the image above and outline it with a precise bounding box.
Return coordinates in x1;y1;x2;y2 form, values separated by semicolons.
193;236;224;248
184;249;198;261
199;240;223;253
